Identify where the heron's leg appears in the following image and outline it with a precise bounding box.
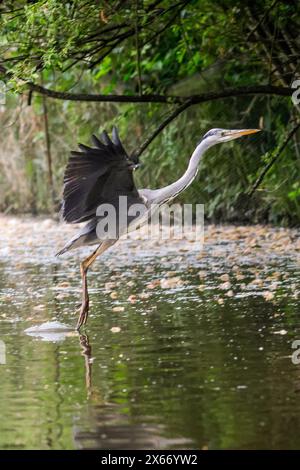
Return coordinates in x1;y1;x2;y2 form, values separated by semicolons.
76;240;115;330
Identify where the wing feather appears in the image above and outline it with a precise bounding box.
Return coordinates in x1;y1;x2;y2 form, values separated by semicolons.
61;127;141;223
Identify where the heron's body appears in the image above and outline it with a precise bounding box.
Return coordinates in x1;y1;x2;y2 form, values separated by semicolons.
57;126;260;329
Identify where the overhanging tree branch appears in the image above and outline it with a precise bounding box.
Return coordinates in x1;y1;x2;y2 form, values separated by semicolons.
0;64;292;104
14;82;294;104
0;62;294;161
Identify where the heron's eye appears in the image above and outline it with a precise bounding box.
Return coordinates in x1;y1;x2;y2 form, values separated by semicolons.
221;131;226;137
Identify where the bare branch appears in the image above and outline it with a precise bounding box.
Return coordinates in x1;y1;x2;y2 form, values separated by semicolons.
246;0;279;41
132;100;193;161
135;0;142;96
248;121;300;197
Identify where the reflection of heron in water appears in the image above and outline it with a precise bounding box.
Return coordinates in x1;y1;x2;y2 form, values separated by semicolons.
25;326;194;449
79;334;92;397
76;334;193;450
56;127;260;330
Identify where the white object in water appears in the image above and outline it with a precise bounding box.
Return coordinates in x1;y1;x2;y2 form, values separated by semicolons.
24;321;75;342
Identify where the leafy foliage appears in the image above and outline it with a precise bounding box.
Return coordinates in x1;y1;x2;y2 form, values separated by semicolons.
0;0;299;224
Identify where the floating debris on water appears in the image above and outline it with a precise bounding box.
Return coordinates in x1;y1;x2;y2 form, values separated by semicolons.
160;276;184;289
274;329;288;335
111;326;121;333
112;306;125;312
25;321;74;333
24;321;75;342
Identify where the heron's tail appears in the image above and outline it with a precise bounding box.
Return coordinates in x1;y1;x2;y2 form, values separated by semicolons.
55;234;83;257
56;219;99;257
55;246;70;257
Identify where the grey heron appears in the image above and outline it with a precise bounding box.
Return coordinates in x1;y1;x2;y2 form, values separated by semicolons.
56;127;260;329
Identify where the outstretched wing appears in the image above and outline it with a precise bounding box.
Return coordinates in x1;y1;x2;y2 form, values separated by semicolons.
62;126;141;223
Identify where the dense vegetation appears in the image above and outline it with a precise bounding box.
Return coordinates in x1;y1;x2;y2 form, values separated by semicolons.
0;0;299;224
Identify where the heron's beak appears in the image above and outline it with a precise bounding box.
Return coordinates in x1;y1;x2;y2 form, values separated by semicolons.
224;129;261;141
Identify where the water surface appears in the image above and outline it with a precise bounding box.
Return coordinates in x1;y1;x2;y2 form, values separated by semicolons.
0;217;299;449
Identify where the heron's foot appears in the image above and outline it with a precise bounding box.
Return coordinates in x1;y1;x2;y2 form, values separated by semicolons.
76;300;89;331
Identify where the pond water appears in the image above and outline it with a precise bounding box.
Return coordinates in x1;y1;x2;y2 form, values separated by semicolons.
0;217;299;449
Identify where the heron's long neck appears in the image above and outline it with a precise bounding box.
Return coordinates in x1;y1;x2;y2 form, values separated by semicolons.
153;139;211;204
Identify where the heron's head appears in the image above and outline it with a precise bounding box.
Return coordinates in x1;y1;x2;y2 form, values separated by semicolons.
202;128;261;146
